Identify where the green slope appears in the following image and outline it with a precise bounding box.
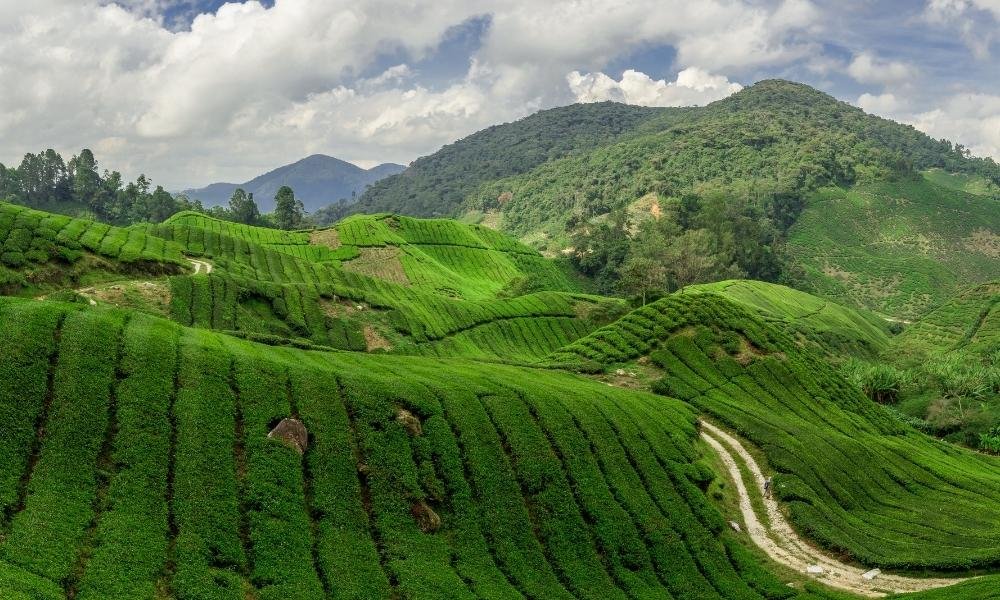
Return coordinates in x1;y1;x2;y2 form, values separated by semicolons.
350;101;668;218
549;291;1000;570
680;280;891;358
121;211;612;361
891;281;1000;363
787;178;1000;318
0;296;825;600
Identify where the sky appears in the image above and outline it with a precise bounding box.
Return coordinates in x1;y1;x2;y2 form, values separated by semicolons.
0;0;998;190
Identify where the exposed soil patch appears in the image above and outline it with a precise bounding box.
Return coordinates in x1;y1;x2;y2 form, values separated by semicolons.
700;420;971;597
341;247;410;286
964;228;1000;258
310;228;342;250
83;280;172;316
363;325;392;352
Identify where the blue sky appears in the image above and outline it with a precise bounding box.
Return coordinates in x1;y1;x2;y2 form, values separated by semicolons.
0;0;998;188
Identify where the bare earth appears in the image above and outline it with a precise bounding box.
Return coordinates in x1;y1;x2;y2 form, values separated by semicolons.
700;420;971;597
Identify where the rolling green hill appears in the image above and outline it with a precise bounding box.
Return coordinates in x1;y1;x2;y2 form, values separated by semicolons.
0;296;848;600
679;280;891;358
548;291;1000;570
1;203;1000;598
786;177;999;318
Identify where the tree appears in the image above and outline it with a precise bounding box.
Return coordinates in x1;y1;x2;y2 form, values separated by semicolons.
69;149;102;214
145;186;177;223
229;188;260;225
663;229;742;289
618;256;666;305
274;185;304;230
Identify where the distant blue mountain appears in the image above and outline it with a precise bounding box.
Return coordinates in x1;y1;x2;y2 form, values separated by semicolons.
183;154;405;212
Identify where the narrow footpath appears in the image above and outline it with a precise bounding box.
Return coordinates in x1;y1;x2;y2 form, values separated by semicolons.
700;420;971;597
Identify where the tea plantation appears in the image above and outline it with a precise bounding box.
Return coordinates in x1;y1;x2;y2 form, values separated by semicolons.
1;203;999;599
0;297;855;599
549;292;1000;570
130;211;610;360
786;176;1000;319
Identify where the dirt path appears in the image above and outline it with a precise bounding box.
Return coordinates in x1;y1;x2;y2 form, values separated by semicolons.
188;258;213;274
700;420;971;597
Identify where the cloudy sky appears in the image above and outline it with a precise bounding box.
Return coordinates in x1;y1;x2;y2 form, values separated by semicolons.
1;0;998;189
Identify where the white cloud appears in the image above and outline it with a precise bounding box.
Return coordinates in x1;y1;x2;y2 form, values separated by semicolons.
2;0;996;193
909;93;1000;159
567;68;742;107
856;92;906;115
923;0;1000;58
847;52;916;86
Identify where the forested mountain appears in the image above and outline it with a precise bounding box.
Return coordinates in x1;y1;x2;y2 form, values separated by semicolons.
344;80;999;319
347;101;669;218
184;154;404;212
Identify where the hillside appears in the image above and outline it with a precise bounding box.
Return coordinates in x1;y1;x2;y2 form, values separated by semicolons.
0;206;613;362
2;203;1000;598
786;177;999;318
348;102;669;218
0;295;929;600
183;155;405;212
343;80;999;319
679;280;892;358
547;291;1000;571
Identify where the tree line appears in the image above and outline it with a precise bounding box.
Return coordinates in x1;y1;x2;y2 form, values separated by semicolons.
0;148;307;230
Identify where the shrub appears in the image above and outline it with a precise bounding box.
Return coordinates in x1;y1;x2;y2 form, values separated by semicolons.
841;359;909;404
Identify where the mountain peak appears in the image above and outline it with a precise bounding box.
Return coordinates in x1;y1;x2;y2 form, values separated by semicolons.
183;155;404;211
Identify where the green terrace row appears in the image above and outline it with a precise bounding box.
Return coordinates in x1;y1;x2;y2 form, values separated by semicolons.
335;214;535;254
680;280;891;358
165;212;311;245
0;202;186;270
892;281;999;361
551;292;1000;570
0;296;885;600
167;271;590;350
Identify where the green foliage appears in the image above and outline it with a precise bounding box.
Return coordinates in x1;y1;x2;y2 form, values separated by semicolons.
550;291;1000;570
349;102;664;218
841;359;910;403
0;296;892;599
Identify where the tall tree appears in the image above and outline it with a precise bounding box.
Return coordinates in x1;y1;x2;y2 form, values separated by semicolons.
274;185;304;230
69;149;102;215
617;256;666;305
146;186;178;223
229;188;260;225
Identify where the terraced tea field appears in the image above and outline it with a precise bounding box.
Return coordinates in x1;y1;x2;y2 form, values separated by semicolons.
551;292;1000;571
787;177;1000;319
0;296;851;600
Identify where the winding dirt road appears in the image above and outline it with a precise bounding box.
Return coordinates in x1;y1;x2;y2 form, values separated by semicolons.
700;420;971;597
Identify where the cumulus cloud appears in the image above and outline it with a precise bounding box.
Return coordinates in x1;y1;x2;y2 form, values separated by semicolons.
856;92;906;115
923;0;1000;58
567;68;742;107
1;0;996;191
909;93;1000;159
847;52;916;86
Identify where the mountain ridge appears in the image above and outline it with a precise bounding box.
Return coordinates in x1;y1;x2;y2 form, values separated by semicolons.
183;153;404;212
